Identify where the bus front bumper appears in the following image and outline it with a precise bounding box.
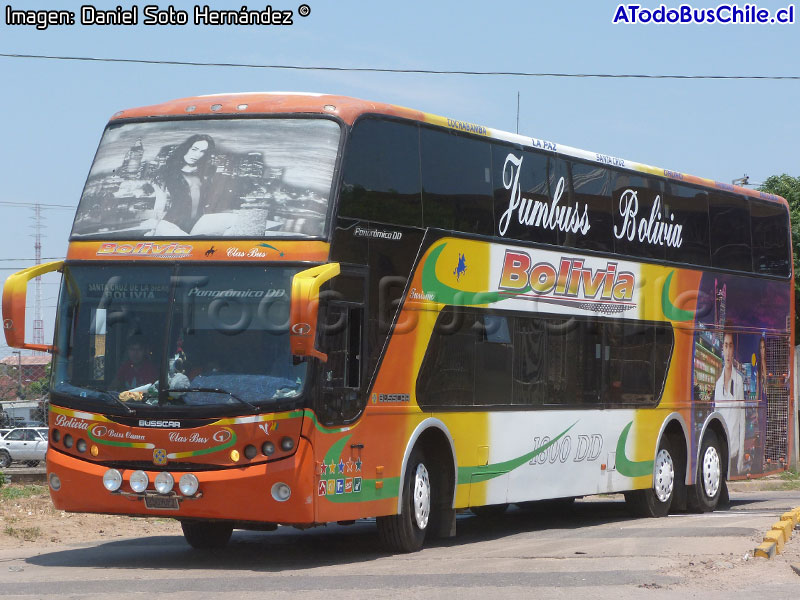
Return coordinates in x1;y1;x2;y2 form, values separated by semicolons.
45;440;316;524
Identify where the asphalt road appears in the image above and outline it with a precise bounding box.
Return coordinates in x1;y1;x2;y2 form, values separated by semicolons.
1;489;800;599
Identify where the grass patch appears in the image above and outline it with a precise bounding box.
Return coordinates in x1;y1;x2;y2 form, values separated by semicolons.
3;525;42;541
0;484;48;501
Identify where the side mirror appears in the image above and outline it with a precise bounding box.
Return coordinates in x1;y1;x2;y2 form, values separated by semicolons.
289;263;340;362
2;261;63;353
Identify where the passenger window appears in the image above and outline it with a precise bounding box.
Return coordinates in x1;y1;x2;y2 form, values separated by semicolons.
492;145;558;245
750;200;790;277
339;118;422;227
611;172;667;261
663;184;710;266
565;161;614;253
421;128;494;234
709;193;752;271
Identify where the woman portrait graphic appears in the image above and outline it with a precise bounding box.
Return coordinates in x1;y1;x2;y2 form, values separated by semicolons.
152;134;216;234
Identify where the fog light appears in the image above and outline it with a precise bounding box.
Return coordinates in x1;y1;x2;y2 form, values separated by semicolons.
179;473;199;496
64;434;73;449
129;470;149;493
52;429;61;443
76;439;87;453
49;472;62;491
102;469;122;492
280;437;294;452
271;482;291;502
154;472;174;495
261;441;275;456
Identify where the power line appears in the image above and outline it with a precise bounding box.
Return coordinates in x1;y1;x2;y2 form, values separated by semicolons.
1;53;799;80
0;201;75;210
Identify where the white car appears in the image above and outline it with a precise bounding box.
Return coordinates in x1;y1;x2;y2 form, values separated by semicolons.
0;428;48;468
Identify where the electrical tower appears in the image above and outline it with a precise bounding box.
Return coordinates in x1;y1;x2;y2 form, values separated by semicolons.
31;203;45;352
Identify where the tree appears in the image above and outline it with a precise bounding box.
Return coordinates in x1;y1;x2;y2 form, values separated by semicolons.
758;174;800;332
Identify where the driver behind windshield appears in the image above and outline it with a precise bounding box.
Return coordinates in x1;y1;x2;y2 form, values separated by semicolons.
113;339;158;390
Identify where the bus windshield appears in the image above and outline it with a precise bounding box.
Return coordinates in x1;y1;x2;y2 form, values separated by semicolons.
71;117;341;239
52;264;306;414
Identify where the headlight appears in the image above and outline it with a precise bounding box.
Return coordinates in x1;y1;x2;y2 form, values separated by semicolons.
154;472;174;495
178;473;199;496
129;470;149;493
102;469;122;492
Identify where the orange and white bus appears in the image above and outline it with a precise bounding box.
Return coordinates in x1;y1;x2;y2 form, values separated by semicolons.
3;93;794;552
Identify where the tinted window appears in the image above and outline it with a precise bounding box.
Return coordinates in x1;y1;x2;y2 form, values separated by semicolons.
709;193;752;271
750;200;790;276
417;309;674;410
663;184;710;265
493;145;558;244
421;128;494;234
611;172;666;260
416;309;478;407
339;118;422;227
565;161;613;253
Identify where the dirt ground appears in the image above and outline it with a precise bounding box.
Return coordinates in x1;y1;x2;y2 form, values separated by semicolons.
0;483;182;548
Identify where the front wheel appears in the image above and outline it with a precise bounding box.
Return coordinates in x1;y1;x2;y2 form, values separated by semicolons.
625;436;675;518
688;431;723;512
0;450;11;468
180;521;233;549
377;447;431;553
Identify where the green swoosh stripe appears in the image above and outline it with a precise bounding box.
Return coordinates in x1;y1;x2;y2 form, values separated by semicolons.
422;243;508;306
86;426;146;448
174;433;237;458
615;421;654;478
457;422;577;484
661;271;694;322
321;477;400;503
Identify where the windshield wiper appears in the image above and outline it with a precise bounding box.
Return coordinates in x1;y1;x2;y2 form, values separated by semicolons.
65;385;137;416
163;387;260;413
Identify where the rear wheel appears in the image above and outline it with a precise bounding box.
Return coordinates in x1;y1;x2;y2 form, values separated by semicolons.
377;447;430;553
625;436;675;518
180;521;233;549
0;450;11;468
688;431;723;512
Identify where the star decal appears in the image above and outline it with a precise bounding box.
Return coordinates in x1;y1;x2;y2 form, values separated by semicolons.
338;459;345;474
355;457;362;472
319;461;328;475
345;458;355;472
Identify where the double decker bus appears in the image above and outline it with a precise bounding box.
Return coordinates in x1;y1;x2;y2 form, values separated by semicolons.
3;93;793;552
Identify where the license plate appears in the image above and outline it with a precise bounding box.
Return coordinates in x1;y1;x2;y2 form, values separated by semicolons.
144;494;180;510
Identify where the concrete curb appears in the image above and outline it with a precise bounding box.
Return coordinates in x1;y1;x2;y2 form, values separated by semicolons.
754;507;800;559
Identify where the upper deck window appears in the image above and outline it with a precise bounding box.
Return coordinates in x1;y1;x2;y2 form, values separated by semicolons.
72;118;341;239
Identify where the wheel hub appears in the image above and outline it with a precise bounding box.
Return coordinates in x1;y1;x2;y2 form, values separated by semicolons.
701;445;721;498
654;448;674;503
412;463;431;529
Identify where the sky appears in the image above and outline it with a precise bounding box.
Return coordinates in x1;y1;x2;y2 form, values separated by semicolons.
0;0;798;360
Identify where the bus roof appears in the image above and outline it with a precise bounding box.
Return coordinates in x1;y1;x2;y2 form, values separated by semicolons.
111;92;786;207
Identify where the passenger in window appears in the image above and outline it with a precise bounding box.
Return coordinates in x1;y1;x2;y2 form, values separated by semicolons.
714;328;745;474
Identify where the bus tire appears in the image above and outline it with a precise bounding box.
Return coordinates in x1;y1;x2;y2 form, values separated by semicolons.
376;447;430;553
688;430;723;513
624;436;675;518
180;520;233;549
471;503;508;519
